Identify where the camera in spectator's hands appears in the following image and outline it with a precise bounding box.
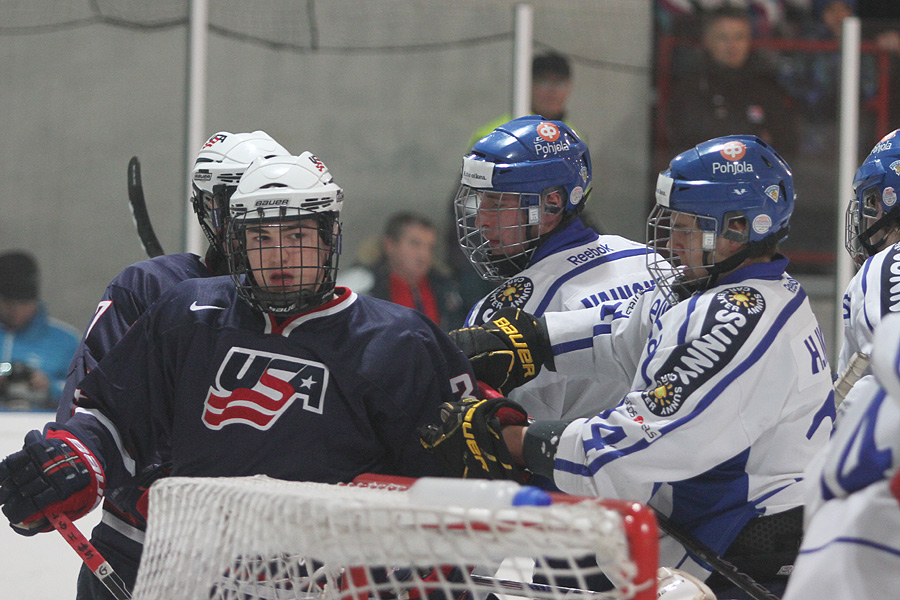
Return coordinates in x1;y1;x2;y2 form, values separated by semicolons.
0;361;50;409
0;361;34;383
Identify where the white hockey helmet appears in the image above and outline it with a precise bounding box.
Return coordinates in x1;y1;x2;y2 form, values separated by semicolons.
227;152;344;315
191;131;289;250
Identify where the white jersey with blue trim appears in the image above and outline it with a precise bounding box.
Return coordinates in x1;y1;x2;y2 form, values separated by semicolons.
837;241;900;419
544;257;835;576
465;219;656;419
783;319;900;600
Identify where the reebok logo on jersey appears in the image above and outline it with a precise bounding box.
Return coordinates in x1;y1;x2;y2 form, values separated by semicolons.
566;243;612;265
202;348;329;430
643;286;764;416
190;301;226;311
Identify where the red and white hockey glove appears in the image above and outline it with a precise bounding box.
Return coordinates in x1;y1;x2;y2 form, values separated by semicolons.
0;429;105;536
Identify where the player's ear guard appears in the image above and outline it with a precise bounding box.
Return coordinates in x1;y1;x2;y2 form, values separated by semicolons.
450;308;554;396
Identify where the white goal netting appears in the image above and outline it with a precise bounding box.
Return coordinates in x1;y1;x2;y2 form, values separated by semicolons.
131;475;658;600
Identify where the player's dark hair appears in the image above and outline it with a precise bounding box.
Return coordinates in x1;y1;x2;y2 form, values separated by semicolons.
532;52;571;80
702;5;753;34
383;212;436;241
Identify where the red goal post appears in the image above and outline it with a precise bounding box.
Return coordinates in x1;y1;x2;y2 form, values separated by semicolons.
130;474;659;600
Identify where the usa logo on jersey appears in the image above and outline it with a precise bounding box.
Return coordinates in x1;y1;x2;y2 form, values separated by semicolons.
202;347;329;430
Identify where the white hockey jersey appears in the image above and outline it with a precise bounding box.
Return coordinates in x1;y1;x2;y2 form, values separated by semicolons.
836;241;900;420
542;257;835;575
465;219;656;420
783;315;900;600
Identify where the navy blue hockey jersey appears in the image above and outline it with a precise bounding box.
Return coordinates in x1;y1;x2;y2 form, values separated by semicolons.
58;253;214;421
62;280;476;486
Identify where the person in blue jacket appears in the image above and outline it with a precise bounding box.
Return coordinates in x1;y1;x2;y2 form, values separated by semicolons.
0;250;79;410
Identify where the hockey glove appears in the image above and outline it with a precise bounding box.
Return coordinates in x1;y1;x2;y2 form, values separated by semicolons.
419;396;530;481
0;429;105;536
450;308;552;396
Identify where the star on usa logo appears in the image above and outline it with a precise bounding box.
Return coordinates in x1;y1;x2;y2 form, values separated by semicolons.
202;347;329;430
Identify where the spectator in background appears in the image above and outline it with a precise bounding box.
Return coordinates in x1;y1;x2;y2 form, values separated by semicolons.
467;52;575;148
340;212;467;330
666;6;799;156
453;52;579;310
656;0;793;38
0;250;79;410
775;0;881;155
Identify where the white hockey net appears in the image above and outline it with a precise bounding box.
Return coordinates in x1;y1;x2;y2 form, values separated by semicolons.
131;475;658;600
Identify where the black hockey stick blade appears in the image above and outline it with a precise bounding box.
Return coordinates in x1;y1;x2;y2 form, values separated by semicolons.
127;156;165;258
654;512;780;600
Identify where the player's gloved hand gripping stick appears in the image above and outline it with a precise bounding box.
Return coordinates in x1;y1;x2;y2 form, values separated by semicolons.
0;430;132;599
419;393;530;481
449;308;553;395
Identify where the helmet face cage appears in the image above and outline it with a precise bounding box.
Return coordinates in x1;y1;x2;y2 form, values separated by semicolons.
843;195;869;266
647;204;721;304
848;180;900;264
847;129;900;263
191;182;234;248
455;185;545;281
227;208;341;316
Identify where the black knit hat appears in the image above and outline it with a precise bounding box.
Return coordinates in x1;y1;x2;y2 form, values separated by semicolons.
0;251;39;300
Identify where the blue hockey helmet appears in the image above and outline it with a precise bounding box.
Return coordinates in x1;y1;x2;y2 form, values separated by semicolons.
455;115;592;280
648;135;794;302
845;129;900;264
462;115;591;211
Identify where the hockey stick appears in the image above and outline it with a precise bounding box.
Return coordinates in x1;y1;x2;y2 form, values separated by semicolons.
653;512;780;600
127;156;165;258
45;509;132;599
468;573;611;598
833;350;870;408
475;382;777;600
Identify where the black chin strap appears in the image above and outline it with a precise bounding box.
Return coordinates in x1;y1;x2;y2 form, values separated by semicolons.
860;213;900;257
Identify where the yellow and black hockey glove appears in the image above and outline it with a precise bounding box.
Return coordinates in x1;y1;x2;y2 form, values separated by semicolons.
449;308;552;396
419;396;529;481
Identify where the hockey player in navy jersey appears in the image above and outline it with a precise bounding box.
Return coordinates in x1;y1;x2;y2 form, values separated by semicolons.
453;115;657;420
781;314;900;600
424;135;835;597
0;152;477;593
836;129;900;422
55;130;290;600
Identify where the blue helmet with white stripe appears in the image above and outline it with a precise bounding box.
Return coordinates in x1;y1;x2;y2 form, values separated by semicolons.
654;135;794;246
648;135;794;303
845;129;900;264
455;116;592;280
